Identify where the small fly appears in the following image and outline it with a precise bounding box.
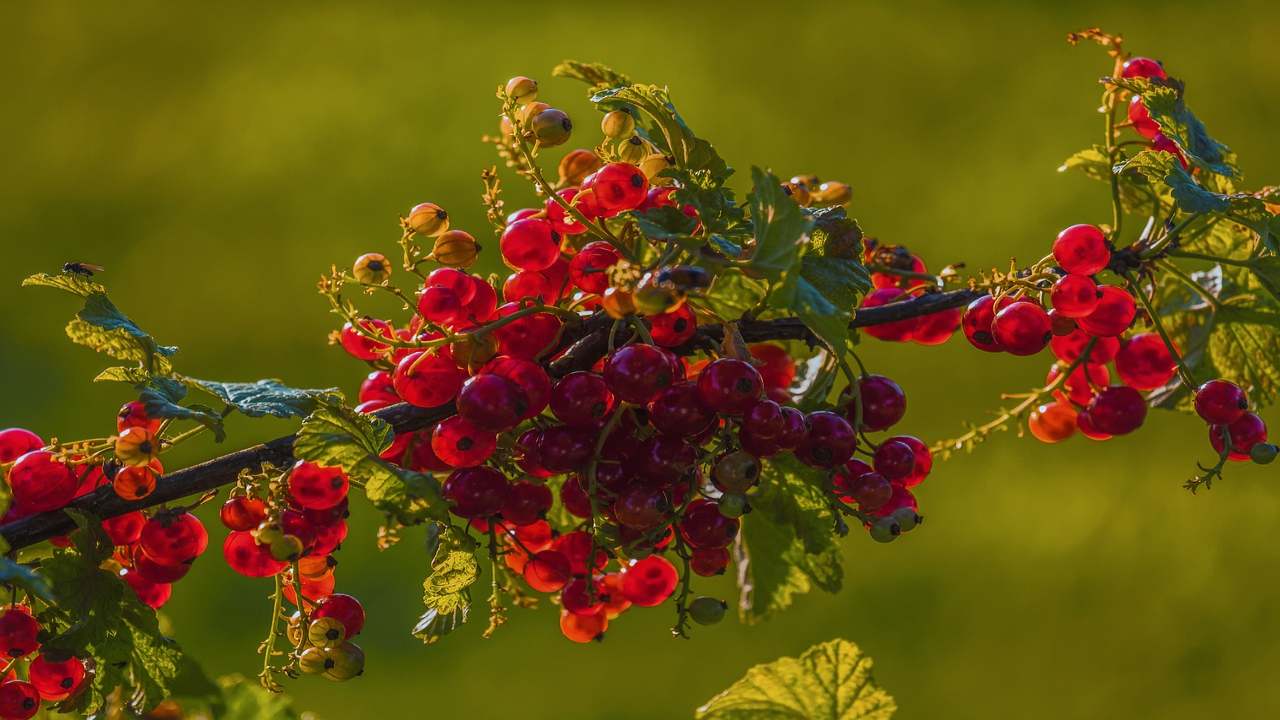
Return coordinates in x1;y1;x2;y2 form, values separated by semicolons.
63;262;105;277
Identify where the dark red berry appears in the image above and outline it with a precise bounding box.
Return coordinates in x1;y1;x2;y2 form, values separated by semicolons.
872;439;916;483
648;382;715;436
493;303;561;359
690;547;730;577
603;344;675;403
314;593;366;637
795;411;857;468
481;356;552;420
912;307;962;346
456;373;528;432
443;467;510;519
537;426;594;473
1209;412;1268;462
501;481;553;526
569;241;622;295
860;288;918;342
991;301;1052;356
1053;224;1110;275
288;461;350;510
416;284;461;324
359;370;398;404
1114;332;1177;390
29;654;85;701
742;399;786;440
696;358;764;415
102;511;146;545
1085;386;1147;436
550;372;614;428
621;555;678;606
0;608;38;658
139;512;208;565
0;680;39;719
0;429;42;464
431;416;497;468
1194;380;1248;425
853;374;906;432
1051;329;1120;365
962;295;1003;352
1078;286;1136;337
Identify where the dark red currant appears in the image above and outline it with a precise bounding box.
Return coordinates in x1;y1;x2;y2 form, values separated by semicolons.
550;372;614;427
1194;380;1248;425
795;411;857;468
697;358;764;415
1085;386;1147;436
431;416;497;468
1078;286;1136;337
991;300;1052;356
603;344;675;403
456;373;528;432
853;374;906;431
443;467;510;519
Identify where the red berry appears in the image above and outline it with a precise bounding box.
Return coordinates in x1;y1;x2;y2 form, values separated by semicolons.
795;411;857;468
426;267;476;305
561;577;606;617
1194;380;1248;425
132;550;191;584
648;382;715;436
139;512;208;565
697;358;764;415
392;351;465;408
546;188;590;235
500;218;561;272
621;555;678;607
1053;224;1110;276
0;429;42;464
1078;286;1137;337
493;303;561;359
742;399;786;440
1051;329;1120;365
873;439;916;483
637;435;697;485
690;547;729;577
991;301;1053;356
893;435;933;488
223;531;287;578
1114;333;1177;390
442;467;509;518
456;276;499;328
28;655;85;701
912;307;962;346
8;451;77;513
456;374;528;432
288;461;350;510
1121;56;1168;80
503;269;557;304
604;344;675;403
0;609;38;659
537;426;593;473
961;295;1002;352
0;680;39;720
869;484;918;519
1128;96;1160;139
121;568;172;608
480;356;552;420
613;487;669;530
853;374;907;432
559;475;592;519
102;511;146;545
359;370;398;404
220;496;267;531
1049;362;1110;406
679;499;738;549
569;241;622;295
313;593;366;637
431;416;497;468
523;550;572;593
649;304;698;347
417;285;461;325
554;531;608;575
1028;401;1078;444
749;344;795;390
1050;274;1100;318
550;372;615;428
1085;386;1147;436
559;608;608;643
586;162;649;212
1209;412;1268;462
500;481;552;526
860;288;918;341
116;401;161;434
1075;411;1112;442
339;317;394;361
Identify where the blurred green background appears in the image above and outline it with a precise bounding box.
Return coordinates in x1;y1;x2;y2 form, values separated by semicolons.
3;2;1279;718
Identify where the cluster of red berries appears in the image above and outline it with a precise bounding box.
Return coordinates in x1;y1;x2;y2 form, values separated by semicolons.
1121;56;1191;169
857;241;963;346
218;461;365;681
0;606;87;719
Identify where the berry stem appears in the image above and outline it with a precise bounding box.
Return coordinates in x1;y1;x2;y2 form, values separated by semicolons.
1122;272;1198;388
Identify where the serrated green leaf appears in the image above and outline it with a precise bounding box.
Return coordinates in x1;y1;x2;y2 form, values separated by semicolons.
187;378;340;419
1208;303;1280;406
1116;151;1228;214
1115;77;1235;176
768;254;866;361
747;167;812;282
414;541;478;645
552;60;632;90
294;403;446;525
700;270;769;321
591;84;727;178
93;366;152;384
736;456;842;624
138;377;226;442
635;205;700;242
21;272;106;297
1247;256;1280;305
696;638;896;720
71;293;177;374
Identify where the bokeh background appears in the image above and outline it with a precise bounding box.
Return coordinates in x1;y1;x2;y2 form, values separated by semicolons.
3;2;1279;718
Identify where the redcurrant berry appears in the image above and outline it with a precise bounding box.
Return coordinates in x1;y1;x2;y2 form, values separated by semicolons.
0;609;38;659
523;550;572;593
314;594;366;637
853;374;907;432
1053;224;1110;276
1194;380;1248;425
649;304;698;347
1127;96;1160;139
860;288;918;342
991;300;1053;356
586;162;649;212
1051;328;1120;364
559;608;607;643
1121;56;1168;80
962;294;1003;352
0;680;39;720
339;317;394;361
1050;274;1100;318
223;531;287;578
1028;401;1077;444
102;511;146;546
1085;386;1147;436
1209;412;1268;462
8;451;77;513
690;547;730;577
493;304;561;359
500;481;552;526
604;344;675;403
648;382;715;436
795;411;856;468
0;429;42;464
1078;286;1137;337
392;351;465;409
621;555;678;607
500;218;560;272
456;373;528;432
121;568;172;608
220;496;267;531
288;461;350;510
28;654;85;701
1114;332;1177;390
550;372;615;428
139;512;208;565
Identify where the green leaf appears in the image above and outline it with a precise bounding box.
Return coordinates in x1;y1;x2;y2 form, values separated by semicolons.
634;205;700;242
93;366;152;384
746;167;813;282
414;540;478;645
1247;256;1280;305
736;456;843;624
138;377;226;442
590;84;727;178
204;674;312;719
696;638;896;720
294;403;447;525
552;60;631;89
768;254;867;360
1115;77;1235;176
21;272;106;297
1208;302;1280;406
1115;151;1228;214
186;378;340;419
700;270;769;321
70;293;177;374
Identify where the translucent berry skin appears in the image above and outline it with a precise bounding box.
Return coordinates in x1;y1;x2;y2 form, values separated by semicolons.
457;276;499;328
359;370;399;404
431;416;497;468
561;577;606;617
500;217;560;272
912;307;962;346
860;288;918;342
139;512;208;565
1209;412;1268;462
481;356;552;420
872;439;916;482
891;435;933;488
1051;329;1120;365
750;344;796;390
1075;411;1112;441
1028;402;1077;444
689;547;730;577
991;301;1053;356
833;463;892;511
622;555;679;607
1053;224;1110;276
546;188;588;235
288;461;350;510
503;269;556;304
1115;333;1177;390
442;467;510;519
392;351;465;409
1049;362;1110;406
29;654;86;701
1128;96;1160;139
854;374;907;432
0;609;39;658
426;267;476;305
678;499;739;549
493;304;561;360
121;568;172;608
0;429;43;463
1121;56;1168;80
523;550;572;593
102;511;146;546
220;496;267;531
456;374;528;432
1050;274;1100;318
1085;386;1147;436
795;411;857;468
1194;380;1248;425
1078;286;1137;337
603;344;675;403
223;531;287;578
8;451;77;513
649;304;698;347
133;550;191;584
742;399;786;440
500;481;552;526
117;400;161;434
586;162;649;212
569;241;621;295
550;372;615;428
560;608;608;643
339;317;394;361
648;382;715;436
554;531;608;576
537;426;594;473
962;294;1007;352
0;680;40;719
696;358;764;415
314;594;366;637
416;285;460;324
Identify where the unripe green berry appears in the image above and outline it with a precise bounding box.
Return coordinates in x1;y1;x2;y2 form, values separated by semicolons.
601;109;635;139
269;534;305;562
618;136;647;164
868;518;900;543
1251;442;1278;465
531;108;573;147
688;596;727;626
505;76;538;104
890;507;921;533
718;493;750;518
712;451;761;493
